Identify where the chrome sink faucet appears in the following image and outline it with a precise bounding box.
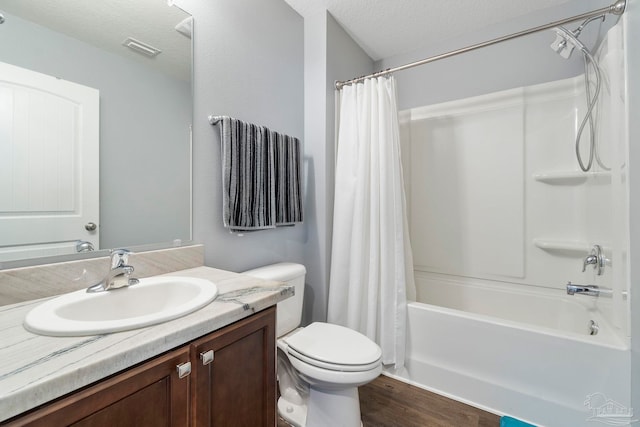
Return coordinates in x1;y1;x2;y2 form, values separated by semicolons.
86;249;140;293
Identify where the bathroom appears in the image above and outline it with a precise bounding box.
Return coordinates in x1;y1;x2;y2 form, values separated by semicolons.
1;0;640;426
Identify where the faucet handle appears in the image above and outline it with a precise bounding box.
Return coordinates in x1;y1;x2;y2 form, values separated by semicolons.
582;245;605;275
582;254;598;272
110;249;131;268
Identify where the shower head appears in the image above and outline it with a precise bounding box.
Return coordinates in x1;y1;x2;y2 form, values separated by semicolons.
550;14;605;59
550;25;594;59
550;27;582;59
0;12;5;24
550;29;574;58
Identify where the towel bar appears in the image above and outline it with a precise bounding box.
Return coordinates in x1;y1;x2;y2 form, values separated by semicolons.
208;115;223;125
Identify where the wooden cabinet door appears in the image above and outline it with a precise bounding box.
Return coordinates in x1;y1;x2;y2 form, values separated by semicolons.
191;307;276;427
4;347;190;427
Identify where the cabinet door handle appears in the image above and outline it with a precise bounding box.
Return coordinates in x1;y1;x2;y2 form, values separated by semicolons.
200;350;214;365
176;362;192;378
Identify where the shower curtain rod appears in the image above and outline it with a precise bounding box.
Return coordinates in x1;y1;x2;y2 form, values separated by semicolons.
334;0;626;90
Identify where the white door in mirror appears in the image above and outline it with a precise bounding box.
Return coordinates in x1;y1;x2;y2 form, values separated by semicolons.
0;61;99;261
23;277;218;336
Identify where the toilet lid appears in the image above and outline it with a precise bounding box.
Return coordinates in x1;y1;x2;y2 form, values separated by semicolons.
285;322;382;369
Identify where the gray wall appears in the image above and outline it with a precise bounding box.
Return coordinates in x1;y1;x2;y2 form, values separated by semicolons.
0;13;192;250
376;0;616;110
174;0;308;278
302;10;374;322
324;13;374;321
174;0;372;324
627;0;640;416
301;11;330;323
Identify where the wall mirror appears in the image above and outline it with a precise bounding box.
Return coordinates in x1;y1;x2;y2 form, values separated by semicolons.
0;0;192;268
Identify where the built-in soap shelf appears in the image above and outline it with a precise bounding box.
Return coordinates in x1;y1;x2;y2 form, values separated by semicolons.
533;239;590;256
532;170;611;185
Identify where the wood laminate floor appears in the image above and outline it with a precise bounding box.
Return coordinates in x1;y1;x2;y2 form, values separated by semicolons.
277;375;500;427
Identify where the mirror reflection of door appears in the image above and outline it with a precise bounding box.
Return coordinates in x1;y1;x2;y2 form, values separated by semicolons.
0;61;99;261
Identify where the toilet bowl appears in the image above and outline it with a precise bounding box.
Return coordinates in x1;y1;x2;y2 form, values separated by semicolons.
243;263;382;427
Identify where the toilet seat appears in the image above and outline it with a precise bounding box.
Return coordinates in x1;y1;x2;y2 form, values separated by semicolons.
283;322;382;372
287;352;382;388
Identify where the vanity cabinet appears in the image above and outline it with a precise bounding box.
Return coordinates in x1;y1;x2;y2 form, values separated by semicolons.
3;307;276;427
191;306;276;426
3;347;191;426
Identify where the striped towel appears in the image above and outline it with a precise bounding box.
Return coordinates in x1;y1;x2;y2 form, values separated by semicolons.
218;116;303;232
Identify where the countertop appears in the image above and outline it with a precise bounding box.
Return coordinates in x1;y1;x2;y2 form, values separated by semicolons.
0;266;293;422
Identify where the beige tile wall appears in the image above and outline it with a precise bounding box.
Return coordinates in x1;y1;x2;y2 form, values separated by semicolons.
0;245;204;306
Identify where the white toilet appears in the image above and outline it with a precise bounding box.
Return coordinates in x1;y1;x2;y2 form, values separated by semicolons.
243;262;382;427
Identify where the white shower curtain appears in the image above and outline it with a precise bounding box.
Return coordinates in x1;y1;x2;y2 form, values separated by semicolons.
328;76;415;369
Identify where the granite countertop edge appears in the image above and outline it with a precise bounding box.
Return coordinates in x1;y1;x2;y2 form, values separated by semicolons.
0;266;293;422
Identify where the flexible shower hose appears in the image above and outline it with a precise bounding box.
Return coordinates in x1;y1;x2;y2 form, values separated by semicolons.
575;48;605;172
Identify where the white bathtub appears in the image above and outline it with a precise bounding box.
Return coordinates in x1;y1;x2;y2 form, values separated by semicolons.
385;273;631;427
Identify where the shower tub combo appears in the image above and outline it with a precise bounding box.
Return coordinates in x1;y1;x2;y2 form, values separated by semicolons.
386;273;629;427
391;16;629;427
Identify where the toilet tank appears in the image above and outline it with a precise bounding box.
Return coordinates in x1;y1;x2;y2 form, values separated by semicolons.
242;262;306;337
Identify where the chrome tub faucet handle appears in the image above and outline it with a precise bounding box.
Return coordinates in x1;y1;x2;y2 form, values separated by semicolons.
582;245;605;275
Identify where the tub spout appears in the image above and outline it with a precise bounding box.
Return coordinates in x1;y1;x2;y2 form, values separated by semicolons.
566;282;612;297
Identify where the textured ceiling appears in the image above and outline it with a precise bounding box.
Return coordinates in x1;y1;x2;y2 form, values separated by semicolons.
2;0;581;78
0;0;191;81
283;0;574;60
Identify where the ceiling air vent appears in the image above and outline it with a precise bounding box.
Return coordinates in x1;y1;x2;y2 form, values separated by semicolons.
122;37;162;57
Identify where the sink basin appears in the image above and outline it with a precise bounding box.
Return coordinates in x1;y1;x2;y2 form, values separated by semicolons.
24;276;218;336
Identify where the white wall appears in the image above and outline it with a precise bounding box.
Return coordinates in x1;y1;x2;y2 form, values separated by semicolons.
403;74;627;334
